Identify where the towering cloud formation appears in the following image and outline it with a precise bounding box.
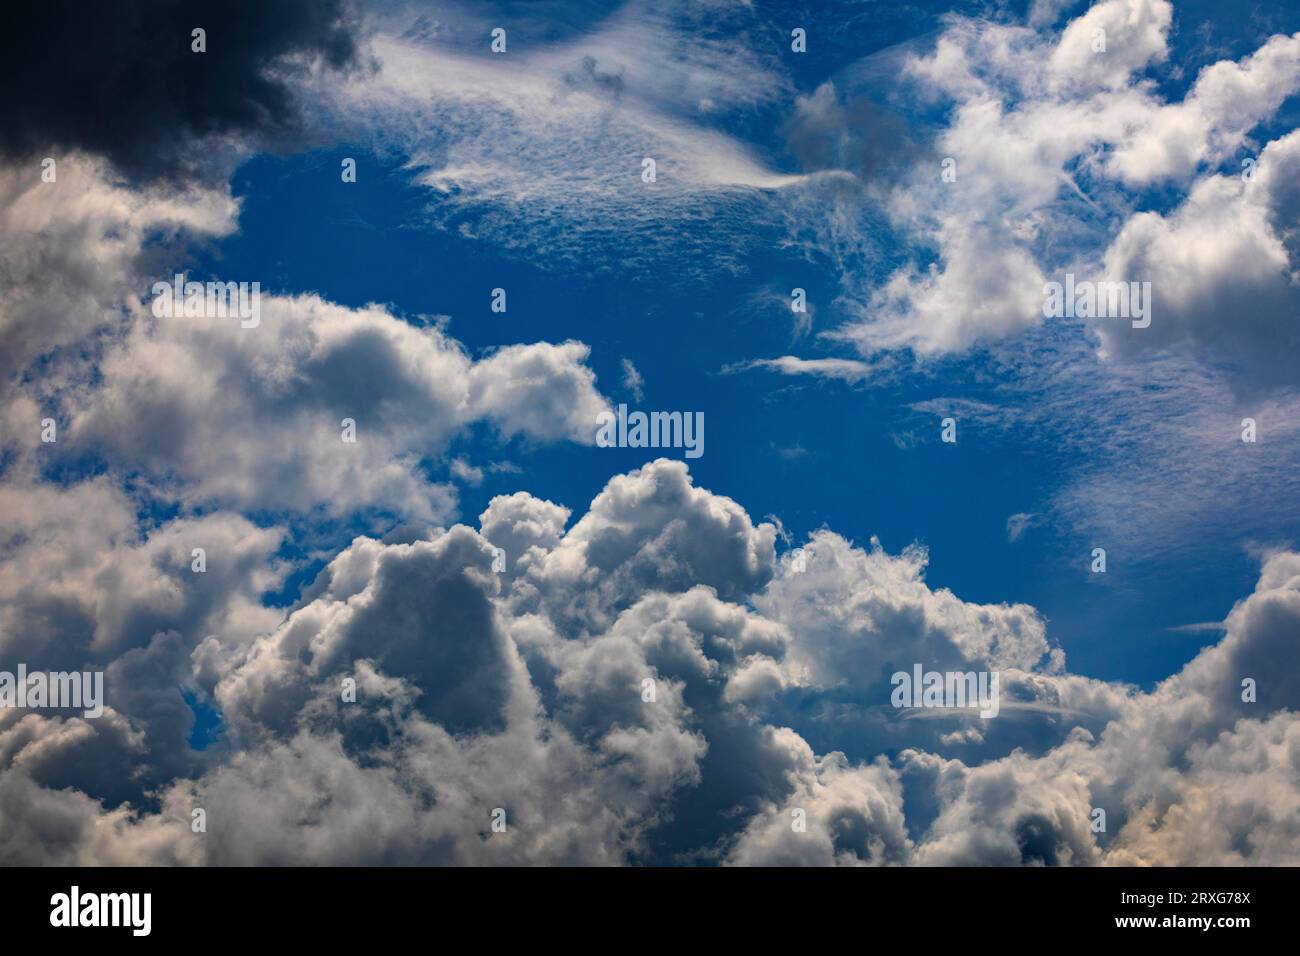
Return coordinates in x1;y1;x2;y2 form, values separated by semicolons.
1;459;1297;865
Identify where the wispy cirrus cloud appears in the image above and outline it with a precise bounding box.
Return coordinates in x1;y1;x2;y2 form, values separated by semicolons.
323;2;826;273
723;355;875;383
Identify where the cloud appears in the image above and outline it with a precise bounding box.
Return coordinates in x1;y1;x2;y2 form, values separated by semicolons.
1017;329;1300;559
326;4;815;274
1103;30;1300;185
758;532;1055;689
211;526;524;738
773;0;1300;560
908;547;1300;865
621;358;645;402
726;356;874;383
45;295;609;519
0;154;611;522
0;476;285;806
1047;0;1171;92
726;751;911;866
0;769;198;865
4;0;1299;870
0;156;238;386
512;460;777;634
1096;129;1300;392
1103;712;1300;865
0;0;360;183
449;458;484;486
1006;512;1042;542
824;0;1300;379
469;340;609;445
7;459;1293;866
784;81;925;184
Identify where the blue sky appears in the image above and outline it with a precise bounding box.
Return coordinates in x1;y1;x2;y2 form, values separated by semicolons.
184;0;1300;688
207;145;1206;685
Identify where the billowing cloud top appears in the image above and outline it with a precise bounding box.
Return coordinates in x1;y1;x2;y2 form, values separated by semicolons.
3;457;1298;865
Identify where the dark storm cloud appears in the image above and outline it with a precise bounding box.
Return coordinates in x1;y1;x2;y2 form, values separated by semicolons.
0;0;361;182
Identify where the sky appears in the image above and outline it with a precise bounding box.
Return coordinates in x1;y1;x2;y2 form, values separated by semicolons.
1;0;1299;866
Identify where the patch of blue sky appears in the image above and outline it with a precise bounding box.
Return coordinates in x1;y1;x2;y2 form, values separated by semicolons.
180;0;1300;699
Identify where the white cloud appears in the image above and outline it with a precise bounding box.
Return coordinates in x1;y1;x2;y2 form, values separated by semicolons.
727;751;911;866
512;459;777;634
831;1;1300;374
0;476;285;802
1097;129;1300;391
1105;31;1300;185
0;152;611;522
620;357;645;402
0;154;237;385
4;0;1299;869
59;295;608;519
326;6;814;273
728;356;874;383
1047;0;1171;93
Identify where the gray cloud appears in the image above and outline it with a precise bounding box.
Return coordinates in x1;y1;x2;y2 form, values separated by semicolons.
0;0;360;184
3;460;1296;866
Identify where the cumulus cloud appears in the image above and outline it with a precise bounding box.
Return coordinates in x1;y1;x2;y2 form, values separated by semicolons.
1047;0;1171;92
726;750;911;866
31;293;607;519
478;491;570;582
1103;31;1300;185
510;459;777;634
0;476;285;807
827;0;1300;383
1097;129;1300;391
0;156;238;386
0;147;610;524
3;459;1294;866
907;547;1300;865
0;142;616;825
